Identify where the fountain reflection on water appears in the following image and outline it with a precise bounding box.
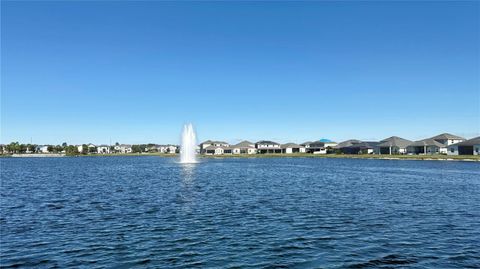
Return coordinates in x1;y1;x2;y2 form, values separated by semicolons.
180;123;198;164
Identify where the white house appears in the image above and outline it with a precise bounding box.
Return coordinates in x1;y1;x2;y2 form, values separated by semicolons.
199;140;229;154
447;137;480;155
114;144;132;154
281;143;306;154
430;133;465;154
231;141;257;154
97;145;111;154
158;145;178;154
255;140;282;154
37;145;49;153
204;145;226;155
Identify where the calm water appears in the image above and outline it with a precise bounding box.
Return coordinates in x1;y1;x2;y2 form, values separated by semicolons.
1;157;479;268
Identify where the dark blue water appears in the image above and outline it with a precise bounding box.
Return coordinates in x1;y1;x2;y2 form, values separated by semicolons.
1;157;479;268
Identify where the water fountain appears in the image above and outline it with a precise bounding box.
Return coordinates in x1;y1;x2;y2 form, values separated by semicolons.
180;123;197;163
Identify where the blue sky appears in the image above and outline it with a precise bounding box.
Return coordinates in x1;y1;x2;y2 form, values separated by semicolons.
2;1;479;145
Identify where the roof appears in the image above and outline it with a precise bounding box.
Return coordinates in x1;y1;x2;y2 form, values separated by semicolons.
430;133;465;140
319;139;333;142
378;136;412;148
450;136;480;147
281;143;304;149
200;140;228;145
408;139;445;148
344;141;380;149
256;140;280;145
232;140;255;148
300;141;313;146
335;139;362;149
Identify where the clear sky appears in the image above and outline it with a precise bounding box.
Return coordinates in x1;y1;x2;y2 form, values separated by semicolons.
1;1;479;145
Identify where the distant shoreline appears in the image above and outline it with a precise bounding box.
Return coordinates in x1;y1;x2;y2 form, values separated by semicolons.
2;153;479;162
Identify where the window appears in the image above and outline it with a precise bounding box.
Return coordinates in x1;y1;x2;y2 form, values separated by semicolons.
450;147;455;153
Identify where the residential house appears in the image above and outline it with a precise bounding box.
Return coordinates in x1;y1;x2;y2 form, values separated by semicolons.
204;145;226;155
97;145;111;154
430;133;465;146
301;141;313;150
114;144;132;154
37;145;49;153
447;137;480;155
158;145;178;154
429;133;465;154
231;141;257;154
306;140;337;154
199;140;230;154
281;143;306;154
376;136;412;155
407;139;445;155
255;140;282;154
347;142;379;154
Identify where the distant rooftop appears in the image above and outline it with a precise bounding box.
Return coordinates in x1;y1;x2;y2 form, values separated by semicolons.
430;133;465;140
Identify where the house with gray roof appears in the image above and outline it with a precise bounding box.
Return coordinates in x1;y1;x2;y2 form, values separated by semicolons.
97;144;111;154
340;141;380;154
204;145;227;155
199;140;229;154
376;136;412;155
407;139;445;155
305;140;335;154
447;137;480;155
255;140;282;154
429;133;465;153
231;141;257;154
281;143;305;154
335;139;362;149
430;133;465;146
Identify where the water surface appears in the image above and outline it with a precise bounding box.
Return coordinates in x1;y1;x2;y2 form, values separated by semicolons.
1;157;479;268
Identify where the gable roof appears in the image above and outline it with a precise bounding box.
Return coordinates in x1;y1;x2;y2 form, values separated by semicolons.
409;138;445;148
378;136;412;148
256;140;280;145
344;141;380;149
281;143;304;148
450;136;480;147
232;140;255;148
335;139;362;149
200;140;228;145
430;133;465;140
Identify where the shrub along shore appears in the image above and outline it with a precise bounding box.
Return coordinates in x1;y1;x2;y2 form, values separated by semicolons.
3;152;480;161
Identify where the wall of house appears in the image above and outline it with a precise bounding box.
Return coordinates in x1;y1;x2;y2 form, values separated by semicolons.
448;139;464;146
447;145;459;155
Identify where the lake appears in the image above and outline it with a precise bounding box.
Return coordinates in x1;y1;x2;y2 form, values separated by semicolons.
1;157;479;268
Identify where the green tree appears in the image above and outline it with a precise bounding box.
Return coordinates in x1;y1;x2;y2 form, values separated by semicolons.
81;144;88;154
65;145;79;156
62;142;67;147
47;145;54;152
